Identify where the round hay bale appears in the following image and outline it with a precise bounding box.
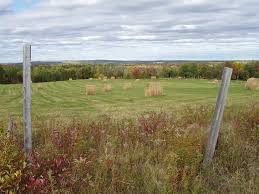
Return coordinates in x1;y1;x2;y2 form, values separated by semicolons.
144;82;164;97
37;83;44;90
245;78;259;90
103;83;112;92
85;85;96;95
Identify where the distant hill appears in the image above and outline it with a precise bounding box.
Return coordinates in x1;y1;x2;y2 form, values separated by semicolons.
0;59;256;66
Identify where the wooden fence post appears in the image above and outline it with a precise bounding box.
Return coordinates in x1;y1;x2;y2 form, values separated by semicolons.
203;67;233;165
23;44;32;157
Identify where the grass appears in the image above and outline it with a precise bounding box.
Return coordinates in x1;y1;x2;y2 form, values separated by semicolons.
0;79;258;119
0;78;258;193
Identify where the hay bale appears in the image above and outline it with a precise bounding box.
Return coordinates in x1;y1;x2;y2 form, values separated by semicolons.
110;76;115;80
69;78;73;81
135;79;140;82
89;78;93;80
85;85;96;95
245;78;259;90
145;82;164;97
103;84;112;92
36;83;44;90
151;76;156;80
123;83;133;90
212;79;219;84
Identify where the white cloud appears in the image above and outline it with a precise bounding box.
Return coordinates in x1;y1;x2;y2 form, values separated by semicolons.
0;0;13;10
171;25;197;31
0;0;259;62
119;35;156;40
81;36;102;40
47;0;100;7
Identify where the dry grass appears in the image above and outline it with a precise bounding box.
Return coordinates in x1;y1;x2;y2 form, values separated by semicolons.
1;104;258;193
85;85;96;95
89;78;93;80
123;83;133;90
103;83;112;92
151;76;157;80
135;79;140;82
145;82;164;97
110;76;115;80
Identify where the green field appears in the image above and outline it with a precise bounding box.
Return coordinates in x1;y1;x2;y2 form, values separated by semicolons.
1;79;259;193
0;79;258;118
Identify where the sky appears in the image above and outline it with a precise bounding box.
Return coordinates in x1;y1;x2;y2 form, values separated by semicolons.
0;0;259;63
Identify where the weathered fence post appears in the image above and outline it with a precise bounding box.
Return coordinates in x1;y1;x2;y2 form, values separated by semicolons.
203;67;233;165
23;44;32;157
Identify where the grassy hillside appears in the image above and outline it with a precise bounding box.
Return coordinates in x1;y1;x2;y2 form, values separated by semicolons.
0;79;258;119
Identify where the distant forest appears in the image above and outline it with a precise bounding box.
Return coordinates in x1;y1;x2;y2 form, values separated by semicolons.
0;62;258;84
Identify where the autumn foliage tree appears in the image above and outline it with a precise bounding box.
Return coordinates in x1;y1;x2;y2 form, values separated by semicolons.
131;67;141;78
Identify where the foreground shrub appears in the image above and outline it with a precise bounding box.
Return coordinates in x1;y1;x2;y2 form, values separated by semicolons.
145;82;164;97
0;105;258;193
192;105;259;193
85;85;96;95
0;133;25;193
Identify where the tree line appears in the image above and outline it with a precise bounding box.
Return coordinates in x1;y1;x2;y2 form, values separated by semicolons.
0;62;258;84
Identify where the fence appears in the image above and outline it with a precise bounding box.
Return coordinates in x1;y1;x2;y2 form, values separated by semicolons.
18;44;233;164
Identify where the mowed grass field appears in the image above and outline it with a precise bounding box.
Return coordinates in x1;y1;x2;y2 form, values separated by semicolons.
0;79;258;118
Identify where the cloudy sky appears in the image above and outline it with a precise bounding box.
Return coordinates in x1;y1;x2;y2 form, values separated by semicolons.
0;0;259;62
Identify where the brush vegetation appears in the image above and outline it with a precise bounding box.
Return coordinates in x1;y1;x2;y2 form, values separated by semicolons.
0;104;258;193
